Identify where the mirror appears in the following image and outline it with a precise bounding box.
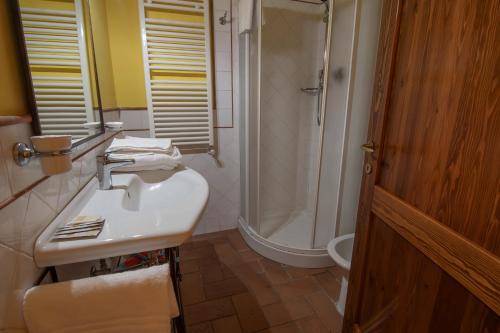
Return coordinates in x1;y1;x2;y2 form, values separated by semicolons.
15;0;104;145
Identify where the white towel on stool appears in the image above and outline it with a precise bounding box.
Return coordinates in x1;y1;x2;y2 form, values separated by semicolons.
23;264;179;333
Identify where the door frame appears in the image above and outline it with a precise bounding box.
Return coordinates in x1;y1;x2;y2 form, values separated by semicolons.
343;0;404;330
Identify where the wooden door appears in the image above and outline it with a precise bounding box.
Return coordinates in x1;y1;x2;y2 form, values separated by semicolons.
344;0;500;332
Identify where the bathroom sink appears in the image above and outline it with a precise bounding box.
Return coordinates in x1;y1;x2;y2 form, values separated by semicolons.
34;167;209;267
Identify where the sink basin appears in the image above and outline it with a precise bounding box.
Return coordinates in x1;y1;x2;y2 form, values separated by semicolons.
35;167;209;267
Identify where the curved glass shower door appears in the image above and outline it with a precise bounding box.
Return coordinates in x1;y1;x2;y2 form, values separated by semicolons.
257;0;330;249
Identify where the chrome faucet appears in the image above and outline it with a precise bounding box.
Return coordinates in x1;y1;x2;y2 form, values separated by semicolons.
96;153;135;190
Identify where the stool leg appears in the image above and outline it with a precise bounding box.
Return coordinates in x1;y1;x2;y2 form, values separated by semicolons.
168;247;185;333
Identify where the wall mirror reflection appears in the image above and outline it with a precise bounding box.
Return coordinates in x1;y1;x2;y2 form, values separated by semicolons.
16;0;104;144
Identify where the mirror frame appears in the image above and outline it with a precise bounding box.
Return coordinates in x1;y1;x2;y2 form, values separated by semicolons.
11;0;105;147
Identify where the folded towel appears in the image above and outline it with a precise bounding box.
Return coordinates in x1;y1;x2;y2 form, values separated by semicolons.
109;147;182;171
23;264;179;333
106;136;172;154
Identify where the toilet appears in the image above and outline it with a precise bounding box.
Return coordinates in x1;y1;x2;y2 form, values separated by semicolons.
327;233;355;316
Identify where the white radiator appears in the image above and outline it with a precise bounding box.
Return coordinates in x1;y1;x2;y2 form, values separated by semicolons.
138;0;214;147
20;0;93;139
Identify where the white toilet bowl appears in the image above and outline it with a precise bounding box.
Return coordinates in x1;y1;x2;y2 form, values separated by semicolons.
327;233;355;316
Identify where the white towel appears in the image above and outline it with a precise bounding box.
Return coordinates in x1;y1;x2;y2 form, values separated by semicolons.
110;147;182;171
106;136;172;154
23;264;179;333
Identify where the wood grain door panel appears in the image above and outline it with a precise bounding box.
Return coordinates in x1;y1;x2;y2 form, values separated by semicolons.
359;219;498;333
344;0;500;331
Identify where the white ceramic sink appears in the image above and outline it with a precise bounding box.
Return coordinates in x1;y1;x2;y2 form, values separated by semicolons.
35;167;209;267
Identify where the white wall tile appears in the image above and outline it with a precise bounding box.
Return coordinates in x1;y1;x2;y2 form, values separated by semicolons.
102;110;120;123
123;130;151;138
215;51;232;72
0;140;12;204
79;149;98;186
21;192;56;256
216;108;233;127
216;71;232;91
32;176;61;212
216;91;232;109
120;110;150;130
56;160;82;211
0;194;28;251
213;0;230;10
215;31;231;53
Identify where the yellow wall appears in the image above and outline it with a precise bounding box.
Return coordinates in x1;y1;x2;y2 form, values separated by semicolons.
0;1;29;116
105;0;147;108
89;0;117;109
92;0;207;109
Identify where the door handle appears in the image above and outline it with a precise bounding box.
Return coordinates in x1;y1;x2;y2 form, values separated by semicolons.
361;141;375;153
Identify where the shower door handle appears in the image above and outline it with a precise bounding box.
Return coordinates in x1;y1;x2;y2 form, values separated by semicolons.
316;87;322;126
300;87;320;95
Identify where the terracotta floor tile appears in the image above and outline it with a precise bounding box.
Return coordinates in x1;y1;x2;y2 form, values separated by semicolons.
284;266;328;279
261;260;290;285
274;277;321;300
296;316;330;333
181;272;206;305
227;263;280;306
181;230;342;333
215;243;243;266
207;236;232;245
196;256;222;270
182;245;217;261
232;292;270;332
181;259;200;274
314;272;341;301
260;322;302;333
263;302;293;327
327;265;345;282
190;239;213;249
205;277;248;300
263;297;315;327
201;265;225;284
253;286;281;306
281;297;314;320
227;230;251;252
305;291;342;332
187;321;213;333
185;297;236;325
220;265;237;279
239;249;264;262
212;315;243;333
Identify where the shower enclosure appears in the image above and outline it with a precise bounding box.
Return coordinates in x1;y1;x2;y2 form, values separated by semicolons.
239;0;383;267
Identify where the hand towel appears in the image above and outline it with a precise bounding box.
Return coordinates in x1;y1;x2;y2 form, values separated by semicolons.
106;136;172;154
23;264;179;333
109;146;182;171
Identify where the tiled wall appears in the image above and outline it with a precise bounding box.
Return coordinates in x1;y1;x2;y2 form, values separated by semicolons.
0;122;120;331
258;1;325;236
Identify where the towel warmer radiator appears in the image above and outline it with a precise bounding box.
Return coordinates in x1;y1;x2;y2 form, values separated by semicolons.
138;0;215;148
